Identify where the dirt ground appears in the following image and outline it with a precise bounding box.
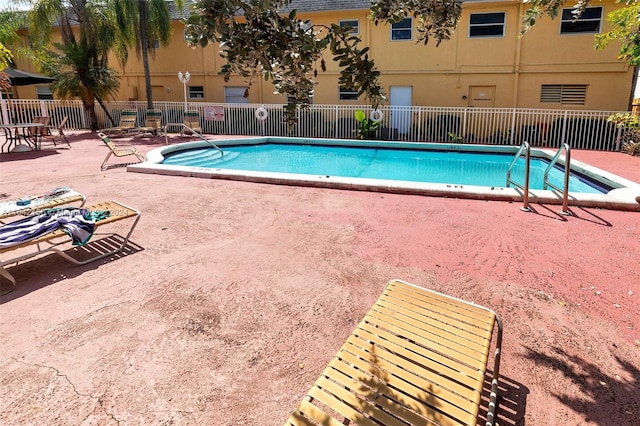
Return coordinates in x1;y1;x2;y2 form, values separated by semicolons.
1;131;639;425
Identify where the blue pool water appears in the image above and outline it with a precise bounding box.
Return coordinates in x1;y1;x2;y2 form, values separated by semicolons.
162;143;610;194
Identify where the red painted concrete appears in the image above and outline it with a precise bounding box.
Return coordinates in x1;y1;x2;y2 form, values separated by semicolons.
1;131;639;425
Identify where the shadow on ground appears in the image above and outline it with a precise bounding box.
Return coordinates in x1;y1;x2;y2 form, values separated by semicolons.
523;346;638;426
478;372;528;426
0;235;144;302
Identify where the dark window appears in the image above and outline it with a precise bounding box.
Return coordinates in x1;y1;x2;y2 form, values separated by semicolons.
339;19;359;35
188;86;204;99
469;12;506;37
339;88;359;101
391;18;412;40
561;7;602;34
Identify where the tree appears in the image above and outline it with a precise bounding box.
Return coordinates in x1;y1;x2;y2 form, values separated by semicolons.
112;0;183;110
185;0;464;128
29;0;120;130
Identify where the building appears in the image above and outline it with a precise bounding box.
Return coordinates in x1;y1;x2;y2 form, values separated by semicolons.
9;0;635;113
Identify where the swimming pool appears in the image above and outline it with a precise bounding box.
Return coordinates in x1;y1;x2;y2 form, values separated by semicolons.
131;137;640;211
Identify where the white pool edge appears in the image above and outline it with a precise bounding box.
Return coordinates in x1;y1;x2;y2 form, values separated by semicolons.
130;137;640;212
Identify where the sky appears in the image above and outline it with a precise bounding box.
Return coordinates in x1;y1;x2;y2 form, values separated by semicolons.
0;0;28;10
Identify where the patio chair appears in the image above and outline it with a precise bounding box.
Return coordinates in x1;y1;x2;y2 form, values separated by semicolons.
25;116;51;144
0;187;86;224
98;132;145;170
181;110;202;136
100;109;139;136
0;200;141;295
41;116;71;149
284;279;504;426
137;109;164;137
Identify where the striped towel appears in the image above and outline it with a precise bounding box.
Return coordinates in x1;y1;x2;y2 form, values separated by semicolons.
0;208;109;248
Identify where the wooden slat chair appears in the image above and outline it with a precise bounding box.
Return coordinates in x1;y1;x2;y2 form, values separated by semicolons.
100;110;139;136
181;110;202;136
0;200;141;295
41;116;71;149
137;109;164;137
284;279;503;426
98;132;145;170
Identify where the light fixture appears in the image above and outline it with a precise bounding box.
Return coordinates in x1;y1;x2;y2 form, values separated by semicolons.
178;71;191;112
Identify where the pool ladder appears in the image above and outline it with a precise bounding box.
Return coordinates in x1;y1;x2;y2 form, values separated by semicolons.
506;141;571;214
506;141;532;212
164;123;224;156
543;143;571;215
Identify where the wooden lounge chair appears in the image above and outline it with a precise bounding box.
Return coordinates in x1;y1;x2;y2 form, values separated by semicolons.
0;200;141;295
181;110;202;136
41;116;71;149
0;187;85;224
284;279;503;426
100;109;138;136
137;109;164;137
98;132;145;170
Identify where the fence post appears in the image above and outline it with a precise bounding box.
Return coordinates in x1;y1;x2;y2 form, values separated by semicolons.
560;110;568;147
510;108;516;145
0;98;9;124
462;108;467;140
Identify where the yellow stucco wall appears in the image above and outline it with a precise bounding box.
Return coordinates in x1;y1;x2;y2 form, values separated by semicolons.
11;0;634;111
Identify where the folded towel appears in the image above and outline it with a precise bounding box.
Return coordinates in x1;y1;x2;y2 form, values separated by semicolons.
0;208;109;248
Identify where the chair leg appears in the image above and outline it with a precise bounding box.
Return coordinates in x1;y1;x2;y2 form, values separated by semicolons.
61;133;71;149
101;151;114;170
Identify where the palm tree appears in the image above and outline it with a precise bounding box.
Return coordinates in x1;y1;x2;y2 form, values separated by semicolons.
113;0;183;110
30;0;120;129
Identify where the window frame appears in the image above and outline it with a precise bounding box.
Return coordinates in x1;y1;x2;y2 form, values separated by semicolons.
36;86;54;100
339;87;359;101
391;18;412;41
560;6;603;35
468;11;506;38
188;85;205;99
339;19;360;35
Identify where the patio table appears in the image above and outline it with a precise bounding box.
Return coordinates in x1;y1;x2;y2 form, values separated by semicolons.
0;123;43;153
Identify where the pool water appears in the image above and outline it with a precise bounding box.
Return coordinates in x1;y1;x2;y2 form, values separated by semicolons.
162;143;610;194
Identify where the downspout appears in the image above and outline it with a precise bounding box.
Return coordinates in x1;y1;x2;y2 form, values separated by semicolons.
512;1;525;107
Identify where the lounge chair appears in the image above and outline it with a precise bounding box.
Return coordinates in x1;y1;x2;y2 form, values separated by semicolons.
137;109;164;137
41;116;71;149
100;109;138;136
98;132;145;170
181;110;202;136
284;279;503;426
0;200;141;295
0;187;85;224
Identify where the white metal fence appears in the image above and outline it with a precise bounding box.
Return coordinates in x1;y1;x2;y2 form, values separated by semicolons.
0;98;625;151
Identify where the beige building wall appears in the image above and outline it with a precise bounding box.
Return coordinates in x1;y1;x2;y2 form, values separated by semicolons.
10;0;635;111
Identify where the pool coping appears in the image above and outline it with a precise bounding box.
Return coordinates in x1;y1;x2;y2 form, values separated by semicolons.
129;136;640;211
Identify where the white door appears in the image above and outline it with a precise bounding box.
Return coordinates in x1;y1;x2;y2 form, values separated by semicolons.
390;86;412;135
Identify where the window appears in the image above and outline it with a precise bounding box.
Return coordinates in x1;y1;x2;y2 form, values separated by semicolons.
469;12;506;38
560;7;602;34
36;86;54;100
188;86;204;99
391;18;412;41
225;86;249;103
152;39;160;49
339;19;359;35
339;87;359;101
540;84;587;105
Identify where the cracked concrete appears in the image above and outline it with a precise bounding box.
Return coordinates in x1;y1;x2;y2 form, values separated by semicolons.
0;131;639;425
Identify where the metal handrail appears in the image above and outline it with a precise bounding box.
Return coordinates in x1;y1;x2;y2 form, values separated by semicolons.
163;123;223;156
506;141;531;212
543;143;571;215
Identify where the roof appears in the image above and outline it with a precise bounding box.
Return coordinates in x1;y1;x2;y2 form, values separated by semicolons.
172;0;373;19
